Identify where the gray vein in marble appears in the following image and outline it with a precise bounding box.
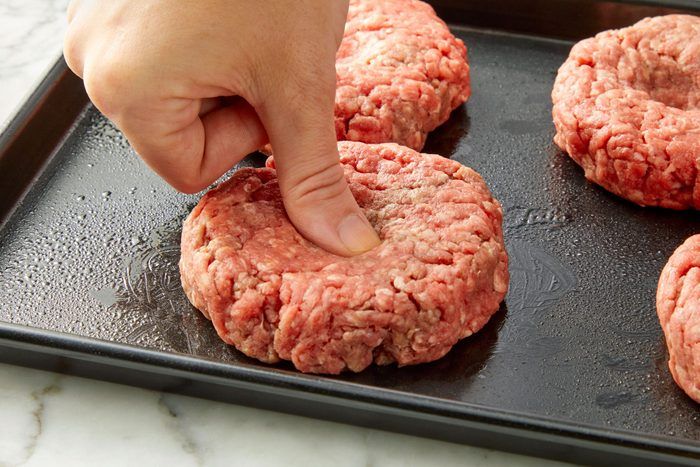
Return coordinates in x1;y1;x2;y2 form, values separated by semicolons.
157;394;204;467
15;374;63;467
0;0;69;76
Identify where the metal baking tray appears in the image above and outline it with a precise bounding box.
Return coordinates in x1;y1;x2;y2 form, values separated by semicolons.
1;1;699;465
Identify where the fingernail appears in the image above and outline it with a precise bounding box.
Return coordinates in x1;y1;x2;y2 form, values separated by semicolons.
337;213;381;254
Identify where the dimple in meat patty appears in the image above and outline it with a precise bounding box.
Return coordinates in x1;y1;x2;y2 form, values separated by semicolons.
657;235;700;403
552;15;700;209
335;0;470;150
179;142;508;374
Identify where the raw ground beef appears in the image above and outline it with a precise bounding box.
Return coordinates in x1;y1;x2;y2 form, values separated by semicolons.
262;0;470;154
657;235;700;403
552;15;700;209
335;0;470;150
180;141;508;374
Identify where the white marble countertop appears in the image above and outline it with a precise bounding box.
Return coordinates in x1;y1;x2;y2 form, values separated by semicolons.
1;361;575;467
0;2;576;466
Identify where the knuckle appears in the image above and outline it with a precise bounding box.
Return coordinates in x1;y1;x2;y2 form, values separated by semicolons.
62;28;83;76
83;57;137;117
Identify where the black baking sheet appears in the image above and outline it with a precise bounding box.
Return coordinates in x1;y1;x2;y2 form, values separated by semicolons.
1;1;699;465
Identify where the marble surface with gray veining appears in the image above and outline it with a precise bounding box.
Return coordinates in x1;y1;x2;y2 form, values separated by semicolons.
0;0;69;129
0;2;577;466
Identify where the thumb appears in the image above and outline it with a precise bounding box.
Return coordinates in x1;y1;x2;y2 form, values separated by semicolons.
257;94;380;257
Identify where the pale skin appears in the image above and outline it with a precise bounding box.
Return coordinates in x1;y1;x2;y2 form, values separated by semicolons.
63;0;380;256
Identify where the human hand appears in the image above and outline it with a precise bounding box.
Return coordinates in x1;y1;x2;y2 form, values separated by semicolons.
63;0;380;256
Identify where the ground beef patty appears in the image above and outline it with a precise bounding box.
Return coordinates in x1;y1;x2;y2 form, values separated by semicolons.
180;142;508;374
657;235;700;403
341;0;471;150
552;15;700;209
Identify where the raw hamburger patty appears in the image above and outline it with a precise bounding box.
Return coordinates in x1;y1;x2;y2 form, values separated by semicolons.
180;142;508;374
335;0;470;151
552;15;700;209
657;235;700;403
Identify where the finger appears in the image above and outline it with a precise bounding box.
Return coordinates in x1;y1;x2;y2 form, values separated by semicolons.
256;88;380;257
95;91;267;193
195;97;269;183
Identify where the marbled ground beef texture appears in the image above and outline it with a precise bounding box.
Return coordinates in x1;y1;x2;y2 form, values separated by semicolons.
552;15;700;209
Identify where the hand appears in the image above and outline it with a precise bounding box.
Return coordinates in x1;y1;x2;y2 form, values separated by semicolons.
64;0;380;256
